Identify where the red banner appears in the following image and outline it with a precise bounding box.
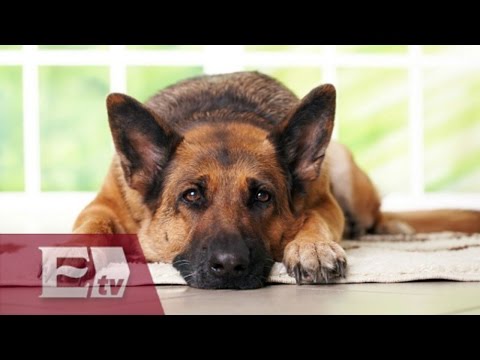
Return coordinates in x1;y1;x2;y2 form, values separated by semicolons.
0;234;164;315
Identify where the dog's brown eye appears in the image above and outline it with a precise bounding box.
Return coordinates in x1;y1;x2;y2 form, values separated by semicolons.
255;190;271;203
183;189;201;203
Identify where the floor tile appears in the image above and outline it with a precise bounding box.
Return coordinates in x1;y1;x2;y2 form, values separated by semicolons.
308;281;480;295
446;306;480;315
157;282;480;315
156;285;207;299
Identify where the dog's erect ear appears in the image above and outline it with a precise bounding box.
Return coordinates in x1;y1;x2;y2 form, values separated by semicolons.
107;93;182;195
272;84;335;183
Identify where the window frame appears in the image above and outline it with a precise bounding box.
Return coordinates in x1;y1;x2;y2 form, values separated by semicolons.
1;45;479;210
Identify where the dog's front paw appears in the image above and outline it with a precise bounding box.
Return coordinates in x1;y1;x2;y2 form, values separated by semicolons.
283;240;347;284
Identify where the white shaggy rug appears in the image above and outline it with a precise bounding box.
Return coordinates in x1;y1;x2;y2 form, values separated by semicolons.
149;232;480;284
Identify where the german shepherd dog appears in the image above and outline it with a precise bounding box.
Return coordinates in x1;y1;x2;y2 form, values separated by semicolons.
74;71;480;289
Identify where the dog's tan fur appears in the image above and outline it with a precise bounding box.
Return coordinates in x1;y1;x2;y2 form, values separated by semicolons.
74;71;480;286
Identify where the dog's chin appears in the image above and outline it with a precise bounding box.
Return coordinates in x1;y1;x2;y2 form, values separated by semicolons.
187;274;267;290
173;257;273;290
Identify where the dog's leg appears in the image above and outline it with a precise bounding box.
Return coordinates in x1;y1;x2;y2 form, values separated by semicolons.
73;197;125;234
283;191;347;284
73;164;139;234
328;142;413;238
273;85;348;283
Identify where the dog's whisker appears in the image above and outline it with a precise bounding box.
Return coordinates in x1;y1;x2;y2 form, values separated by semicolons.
173;260;190;266
182;271;198;280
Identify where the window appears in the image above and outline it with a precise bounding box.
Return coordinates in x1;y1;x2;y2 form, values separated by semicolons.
1;45;479;211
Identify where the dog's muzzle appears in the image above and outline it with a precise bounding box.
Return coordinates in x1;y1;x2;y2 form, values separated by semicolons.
173;232;272;289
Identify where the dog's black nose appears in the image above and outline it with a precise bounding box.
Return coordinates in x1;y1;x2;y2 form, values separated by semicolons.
174;231;271;289
209;251;249;278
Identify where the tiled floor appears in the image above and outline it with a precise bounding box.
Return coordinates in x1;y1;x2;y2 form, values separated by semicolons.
156;282;480;315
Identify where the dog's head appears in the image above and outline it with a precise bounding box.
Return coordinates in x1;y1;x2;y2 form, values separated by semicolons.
106;84;335;289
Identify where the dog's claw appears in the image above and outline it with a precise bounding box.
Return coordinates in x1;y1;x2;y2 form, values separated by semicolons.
291;262;347;285
337;260;347;278
284;240;348;285
294;265;302;284
322;267;330;284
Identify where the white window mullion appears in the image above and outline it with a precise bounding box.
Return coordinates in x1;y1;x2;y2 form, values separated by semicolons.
109;45;127;93
22;45;41;194
408;45;424;197
203;45;245;74
323;45;337;84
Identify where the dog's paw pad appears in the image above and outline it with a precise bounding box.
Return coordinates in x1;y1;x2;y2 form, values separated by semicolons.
284;241;347;284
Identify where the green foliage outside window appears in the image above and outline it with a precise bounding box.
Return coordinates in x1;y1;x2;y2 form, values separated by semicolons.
0;46;478;193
